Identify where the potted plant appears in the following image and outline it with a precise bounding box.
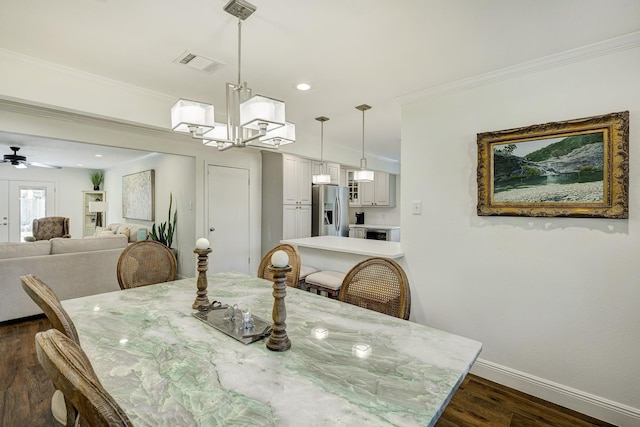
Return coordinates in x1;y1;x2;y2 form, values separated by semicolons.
90;170;104;190
149;193;177;249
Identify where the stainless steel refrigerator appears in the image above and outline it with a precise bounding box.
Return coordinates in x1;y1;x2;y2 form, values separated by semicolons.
312;185;349;237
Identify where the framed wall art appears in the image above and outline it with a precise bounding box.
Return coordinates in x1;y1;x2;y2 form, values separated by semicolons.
122;169;155;221
477;111;629;218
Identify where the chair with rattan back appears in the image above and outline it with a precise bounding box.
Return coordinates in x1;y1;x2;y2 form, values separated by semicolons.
35;329;134;427
116;240;177;290
257;244;301;287
338;257;411;320
21;274;89;427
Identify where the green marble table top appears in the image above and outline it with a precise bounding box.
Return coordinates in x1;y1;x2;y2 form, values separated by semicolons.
62;272;482;426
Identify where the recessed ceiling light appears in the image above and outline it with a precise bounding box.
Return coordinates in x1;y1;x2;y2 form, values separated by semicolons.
95;154;103;157
296;83;311;91
77;163;84;167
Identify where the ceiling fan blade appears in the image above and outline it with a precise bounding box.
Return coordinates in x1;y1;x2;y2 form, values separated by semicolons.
25;161;62;169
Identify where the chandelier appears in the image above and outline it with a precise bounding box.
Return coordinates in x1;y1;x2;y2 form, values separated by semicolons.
353;104;374;182
170;0;295;151
312;116;331;184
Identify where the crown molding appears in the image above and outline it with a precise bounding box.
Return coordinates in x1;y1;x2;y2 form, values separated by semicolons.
0;48;175;102
397;31;640;105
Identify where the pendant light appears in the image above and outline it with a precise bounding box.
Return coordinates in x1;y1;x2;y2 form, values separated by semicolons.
170;0;294;151
312;116;331;184
353;104;374;182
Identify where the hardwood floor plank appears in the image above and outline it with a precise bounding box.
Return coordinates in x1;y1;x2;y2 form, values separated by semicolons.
437;375;617;427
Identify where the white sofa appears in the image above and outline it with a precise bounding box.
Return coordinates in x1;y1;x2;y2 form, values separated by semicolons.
0;235;129;322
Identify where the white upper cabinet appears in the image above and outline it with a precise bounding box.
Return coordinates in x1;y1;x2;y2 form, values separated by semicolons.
352;171;396;207
311;161;340;185
283;155;311;205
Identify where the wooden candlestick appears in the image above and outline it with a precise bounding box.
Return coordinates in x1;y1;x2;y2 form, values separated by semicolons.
266;264;291;352
192;248;212;310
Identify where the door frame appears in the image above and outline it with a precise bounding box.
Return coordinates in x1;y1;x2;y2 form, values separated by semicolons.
206;164;251;274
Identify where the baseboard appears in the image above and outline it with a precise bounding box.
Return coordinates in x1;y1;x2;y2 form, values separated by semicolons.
471;358;640;427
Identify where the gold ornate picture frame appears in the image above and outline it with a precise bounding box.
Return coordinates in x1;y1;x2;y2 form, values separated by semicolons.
477;111;629;218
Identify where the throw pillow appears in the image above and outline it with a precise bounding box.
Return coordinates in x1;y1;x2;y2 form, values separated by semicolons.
118;228;131;239
98;230;116;237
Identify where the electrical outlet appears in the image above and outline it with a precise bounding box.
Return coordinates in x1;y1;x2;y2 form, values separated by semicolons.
411;200;422;215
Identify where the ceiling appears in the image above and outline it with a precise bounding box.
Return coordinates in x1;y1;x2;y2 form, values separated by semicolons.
0;0;638;168
0;132;156;170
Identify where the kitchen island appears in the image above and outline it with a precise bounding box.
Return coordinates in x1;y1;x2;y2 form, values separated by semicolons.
281;235;405;273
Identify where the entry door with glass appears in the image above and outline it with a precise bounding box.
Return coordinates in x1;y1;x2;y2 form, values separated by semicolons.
7;181;55;242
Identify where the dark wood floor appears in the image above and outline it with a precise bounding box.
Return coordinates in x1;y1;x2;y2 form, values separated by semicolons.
0;316;617;427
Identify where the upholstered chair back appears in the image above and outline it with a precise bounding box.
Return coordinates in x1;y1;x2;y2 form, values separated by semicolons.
26;217;71;242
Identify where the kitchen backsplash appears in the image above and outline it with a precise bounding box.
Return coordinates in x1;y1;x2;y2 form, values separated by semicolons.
348;207;400;225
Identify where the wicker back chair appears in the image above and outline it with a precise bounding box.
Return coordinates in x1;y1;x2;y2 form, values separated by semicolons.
338;257;411;320
116;240;177;290
35;329;134;427
257;244;300;287
21;274;89;427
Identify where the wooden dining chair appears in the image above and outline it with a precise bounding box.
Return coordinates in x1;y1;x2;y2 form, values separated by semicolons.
21;274;83;427
21;274;80;345
338;257;411;320
116;240;177;290
35;329;134;427
257;244;301;287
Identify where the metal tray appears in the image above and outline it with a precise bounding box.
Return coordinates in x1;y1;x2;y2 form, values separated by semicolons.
192;307;271;345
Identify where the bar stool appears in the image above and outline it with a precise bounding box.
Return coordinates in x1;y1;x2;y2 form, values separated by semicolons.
298;265;318;289
304;270;346;299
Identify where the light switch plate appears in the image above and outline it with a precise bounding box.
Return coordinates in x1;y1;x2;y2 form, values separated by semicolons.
411;200;422;215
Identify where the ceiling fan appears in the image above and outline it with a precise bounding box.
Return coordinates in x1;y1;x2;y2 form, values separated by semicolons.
1;146;62;169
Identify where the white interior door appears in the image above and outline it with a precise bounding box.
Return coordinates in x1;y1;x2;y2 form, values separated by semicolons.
0;180;8;242
8;181;55;242
207;165;250;274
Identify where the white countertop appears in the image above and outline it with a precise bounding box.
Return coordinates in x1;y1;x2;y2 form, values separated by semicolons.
281;235;404;259
348;224;401;230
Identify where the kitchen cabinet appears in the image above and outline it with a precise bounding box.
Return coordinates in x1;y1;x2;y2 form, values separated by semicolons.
283;155;311;205
261;152;313;254
347;171;396;207
311;161;340;185
82;190;105;237
283;205;311;240
346;170;361;206
349;227;366;239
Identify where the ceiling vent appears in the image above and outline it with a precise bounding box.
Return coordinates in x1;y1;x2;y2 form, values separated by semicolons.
173;51;225;74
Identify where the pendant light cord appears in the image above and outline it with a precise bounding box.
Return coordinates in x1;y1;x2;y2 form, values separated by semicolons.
361;108;365;160
237;18;242;87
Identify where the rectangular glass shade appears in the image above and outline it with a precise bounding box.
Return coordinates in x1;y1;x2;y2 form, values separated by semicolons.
312;174;331;184
353;169;374;182
240;95;285;132
202;123;230;142
260;121;295;147
171;99;215;133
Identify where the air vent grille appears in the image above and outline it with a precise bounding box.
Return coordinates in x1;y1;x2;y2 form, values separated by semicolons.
173;51;225;74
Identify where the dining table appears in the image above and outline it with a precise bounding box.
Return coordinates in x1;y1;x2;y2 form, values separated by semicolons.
62;272;482;426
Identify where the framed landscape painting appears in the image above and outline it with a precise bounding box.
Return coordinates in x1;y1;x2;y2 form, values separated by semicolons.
477;111;629;218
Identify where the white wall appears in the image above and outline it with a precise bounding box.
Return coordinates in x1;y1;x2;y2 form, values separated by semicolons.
104;153;196;277
399;39;640;425
0;165;98;238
